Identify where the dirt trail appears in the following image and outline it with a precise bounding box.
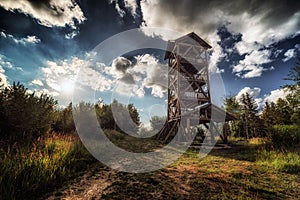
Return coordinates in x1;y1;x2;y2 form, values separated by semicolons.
44;146;300;199
46;164;118;200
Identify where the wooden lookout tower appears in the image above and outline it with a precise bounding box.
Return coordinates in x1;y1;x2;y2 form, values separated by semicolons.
157;32;235;143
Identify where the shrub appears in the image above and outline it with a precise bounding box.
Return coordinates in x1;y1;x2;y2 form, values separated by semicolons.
0;82;57;146
270;125;300;148
0;133;95;199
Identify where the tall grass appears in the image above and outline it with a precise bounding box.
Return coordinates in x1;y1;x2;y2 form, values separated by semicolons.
0;133;95;199
256;149;300;174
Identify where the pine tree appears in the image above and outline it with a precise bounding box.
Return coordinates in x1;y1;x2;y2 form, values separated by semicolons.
261;101;277;130
224;96;243;137
284;58;300;124
240;93;260;138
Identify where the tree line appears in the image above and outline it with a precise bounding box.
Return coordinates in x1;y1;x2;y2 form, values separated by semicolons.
0;80;140;147
0;59;299;147
224;59;300;146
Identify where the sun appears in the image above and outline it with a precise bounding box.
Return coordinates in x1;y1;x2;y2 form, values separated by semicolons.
61;80;75;94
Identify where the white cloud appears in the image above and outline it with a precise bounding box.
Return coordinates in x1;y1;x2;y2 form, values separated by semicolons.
208;33;226;73
30;88;60;97
115;2;126;18
65;31;79;39
232;49;272;78
25;35;40;44
124;0;138;17
0;31;40;45
235;41;262;55
0;66;8;87
236;87;261;101
105;54;168;98
132;54;168;98
40;56;113;98
0;55;23;86
0;0;86;29
31;79;44;86
282;49;296;62
110;0;138;18
263;88;291;103
0;55;14;69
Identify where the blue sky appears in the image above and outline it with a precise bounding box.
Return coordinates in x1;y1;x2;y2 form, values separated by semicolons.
0;0;299;123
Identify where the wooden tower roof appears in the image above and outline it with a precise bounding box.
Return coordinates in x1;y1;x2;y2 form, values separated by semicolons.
164;32;211;60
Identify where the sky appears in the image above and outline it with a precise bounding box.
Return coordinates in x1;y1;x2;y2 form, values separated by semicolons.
0;0;299;124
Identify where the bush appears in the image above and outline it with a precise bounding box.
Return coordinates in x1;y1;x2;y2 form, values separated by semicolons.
270;125;300;148
0;82;57;146
0;133;95;199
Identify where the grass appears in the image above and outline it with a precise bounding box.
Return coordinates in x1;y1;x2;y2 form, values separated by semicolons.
1;132;300;199
100;137;300;199
0;133;96;199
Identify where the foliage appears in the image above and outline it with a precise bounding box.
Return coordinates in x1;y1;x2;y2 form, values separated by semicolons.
150;115;166;132
52;103;75;133
0;82;57;146
261;101;278;129
257;148;300;174
0;133;95;199
95;100;140;133
224;96;243;137
270;125;300;149
240;93;262;138
225;93;265;139
284;58;300;124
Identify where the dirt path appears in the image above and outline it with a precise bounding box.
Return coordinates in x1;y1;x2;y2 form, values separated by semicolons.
46;164;118;200
44;146;300;199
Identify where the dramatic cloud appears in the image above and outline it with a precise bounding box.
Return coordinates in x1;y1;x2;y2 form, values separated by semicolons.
131;54;168;98
0;31;40;45
140;0;299;41
109;57;133;78
124;0;138;17
140;0;300;78
106;54;168;98
0;0;86;29
110;0;138;18
232;49;272;78
282;48;296;62
263;88;291;103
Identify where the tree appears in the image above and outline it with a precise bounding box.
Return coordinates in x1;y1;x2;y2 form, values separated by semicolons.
275;98;292;125
95;100;140;133
224;96;243;137
0;82;57;146
240;93;261;138
261;101;277;130
284;58;300;124
52;103;75;133
150;116;166;131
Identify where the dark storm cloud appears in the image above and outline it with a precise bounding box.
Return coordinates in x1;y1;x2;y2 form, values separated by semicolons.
158;0;300;25
112;57;132;73
27;0;52;9
119;73;135;84
0;0;86;28
142;0;300;38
